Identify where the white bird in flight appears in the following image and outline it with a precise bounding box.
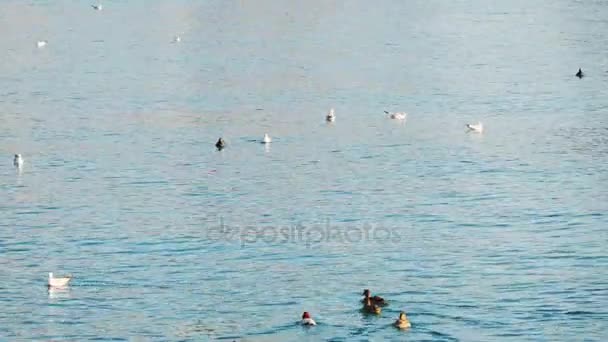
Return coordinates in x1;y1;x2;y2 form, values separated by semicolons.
36;40;47;48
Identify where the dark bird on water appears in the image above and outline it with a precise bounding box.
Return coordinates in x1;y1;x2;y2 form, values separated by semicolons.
576;68;584;78
215;138;226;150
362;289;388;306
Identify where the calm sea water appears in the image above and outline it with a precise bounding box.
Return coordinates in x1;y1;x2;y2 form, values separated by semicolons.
1;1;607;341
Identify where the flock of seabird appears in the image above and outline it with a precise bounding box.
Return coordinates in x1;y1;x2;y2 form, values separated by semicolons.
210;107;484;151
14;2;590;335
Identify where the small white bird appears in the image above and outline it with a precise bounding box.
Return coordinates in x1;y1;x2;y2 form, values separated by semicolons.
326;108;335;122
36;40;47;48
262;133;272;143
466;122;484;133
301;312;316;326
173;36;181;43
48;272;72;288
385;111;407;120
92;4;103;10
13;154;23;168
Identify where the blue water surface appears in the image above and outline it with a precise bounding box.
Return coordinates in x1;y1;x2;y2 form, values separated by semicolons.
1;1;607;341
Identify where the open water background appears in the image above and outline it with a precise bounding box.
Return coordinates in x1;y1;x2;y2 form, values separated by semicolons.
1;0;607;341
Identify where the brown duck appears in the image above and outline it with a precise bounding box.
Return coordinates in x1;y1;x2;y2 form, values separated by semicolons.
362;297;382;314
394;311;411;329
361;289;388;306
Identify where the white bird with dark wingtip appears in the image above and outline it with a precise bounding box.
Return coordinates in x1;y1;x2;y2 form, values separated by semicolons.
36;40;47;48
466;122;484;133
13;154;23;168
262;133;272;144
385;110;407;120
48;272;72;288
326;108;335;122
92;4;103;10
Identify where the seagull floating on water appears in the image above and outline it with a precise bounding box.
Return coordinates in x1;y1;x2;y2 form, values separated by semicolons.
36;40;47;48
48;272;72;288
384;110;406;120
215;137;226;150
173;36;181;43
262;133;272;143
301;312;317;326
92;4;103;10
466;122;484;133
13;154;23;168
576;68;584;78
326;108;335;122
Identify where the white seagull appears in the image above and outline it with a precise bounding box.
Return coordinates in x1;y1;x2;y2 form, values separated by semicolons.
13;154;23;168
36;40;47;48
48;272;72;288
173;36;181;43
385;110;407;120
262;133;272;143
326;108;335;122
466;122;484;133
92;4;103;10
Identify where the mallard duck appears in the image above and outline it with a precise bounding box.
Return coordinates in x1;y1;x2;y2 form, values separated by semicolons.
362;297;381;314
362;289;387;306
215;138;226;150
48;272;72;288
301;311;316;326
326;108;335;122
394;311;411;329
466;122;483;133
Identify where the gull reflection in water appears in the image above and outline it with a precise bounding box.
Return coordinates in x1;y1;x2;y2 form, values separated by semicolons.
48;286;71;300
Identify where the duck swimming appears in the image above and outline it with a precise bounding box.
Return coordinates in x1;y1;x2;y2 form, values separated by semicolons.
362;297;382;314
13;154;23;168
394;312;411;329
576;68;584;78
362;289;388;306
301;312;317;326
215;138;226;150
326;108;335;122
